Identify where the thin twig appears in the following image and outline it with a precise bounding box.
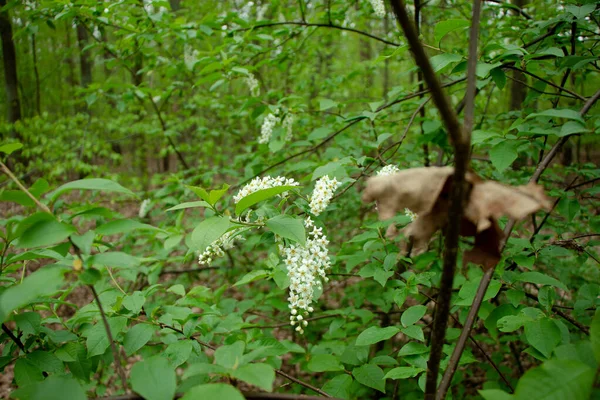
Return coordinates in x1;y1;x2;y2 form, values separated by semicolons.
239;21;401;46
2;323;27;353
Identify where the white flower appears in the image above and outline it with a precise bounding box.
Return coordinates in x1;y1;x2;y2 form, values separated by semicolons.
309;175;341;216
405;208;418;222
184;45;199;71
233;175;300;203
282;114;295;141
258;112;280;144
377;164;400;176
138;199;151;218
368;0;386;17
281;217;332;333
198;227;247;265
245;73;260;97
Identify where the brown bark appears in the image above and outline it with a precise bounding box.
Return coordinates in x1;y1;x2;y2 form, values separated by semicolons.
0;0;22;123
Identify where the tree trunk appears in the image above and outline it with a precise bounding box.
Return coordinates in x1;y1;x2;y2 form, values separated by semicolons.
0;0;22;123
169;0;181;11
76;23;92;88
509;0;527;111
31;34;41;115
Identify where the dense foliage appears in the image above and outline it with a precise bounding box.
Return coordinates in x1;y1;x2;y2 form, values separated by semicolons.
1;0;599;399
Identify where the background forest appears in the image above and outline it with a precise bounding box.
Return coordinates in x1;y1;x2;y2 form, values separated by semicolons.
0;0;599;399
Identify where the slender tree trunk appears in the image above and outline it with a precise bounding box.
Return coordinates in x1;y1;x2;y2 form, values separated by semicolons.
0;0;22;123
31;34;41;115
509;0;527;111
169;0;181;11
415;0;430;166
76;23;93;88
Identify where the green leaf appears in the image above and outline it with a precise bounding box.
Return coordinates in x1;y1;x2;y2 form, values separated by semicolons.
398;342;429;356
233;269;269;287
401;325;425;342
430;53;462;72
181;384;245;400
0;265;67;323
401;305;427;327
130;357;177;400
322;374;353;400
27;351;63;374
14;312;41;337
517;272;568;292
592;309;600;364
355;326;400;346
514;360;594;400
352;364;386;393
0;142;23;155
384;366;424;380
86;324;110;358
231;363;275;391
96;219;163;235
307;354;344;372
214;341;245;369
70;231;95;255
434;19;470;44
557;197;580;222
166;201;211;211
235;185;299;215
164;341;193;368
17;219;76;248
308;127;333;141
527;109;584;123
124;324;155;355
490;68;506;90
190;216;230;252
88;251;140;269
524;317;561;358
490;140;518;171
266;215;306;245
31;375;86;400
14;359;44;387
559;121;589;137
49;178;136;201
186;185;211;203
319;98;338;111
209;183;230;204
79;268;101;285
566;4;596;19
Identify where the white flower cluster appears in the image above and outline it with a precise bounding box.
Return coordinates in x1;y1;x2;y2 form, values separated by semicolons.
404;208;418;222
233;176;300;203
377;164;400;176
279;218;331;334
258;112;281;144
309;176;341;216
198;229;239;265
245;73;260;97
282;114;294;141
138;199;151;218
368;0;386;17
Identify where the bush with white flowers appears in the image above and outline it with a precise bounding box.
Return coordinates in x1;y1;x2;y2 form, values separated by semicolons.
196;173;341;334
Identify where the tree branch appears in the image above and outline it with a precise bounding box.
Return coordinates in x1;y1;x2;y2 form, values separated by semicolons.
388;0;474;399
239;21;401;46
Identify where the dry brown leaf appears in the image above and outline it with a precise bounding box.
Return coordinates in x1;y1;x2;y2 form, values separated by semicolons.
363;167;550;268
